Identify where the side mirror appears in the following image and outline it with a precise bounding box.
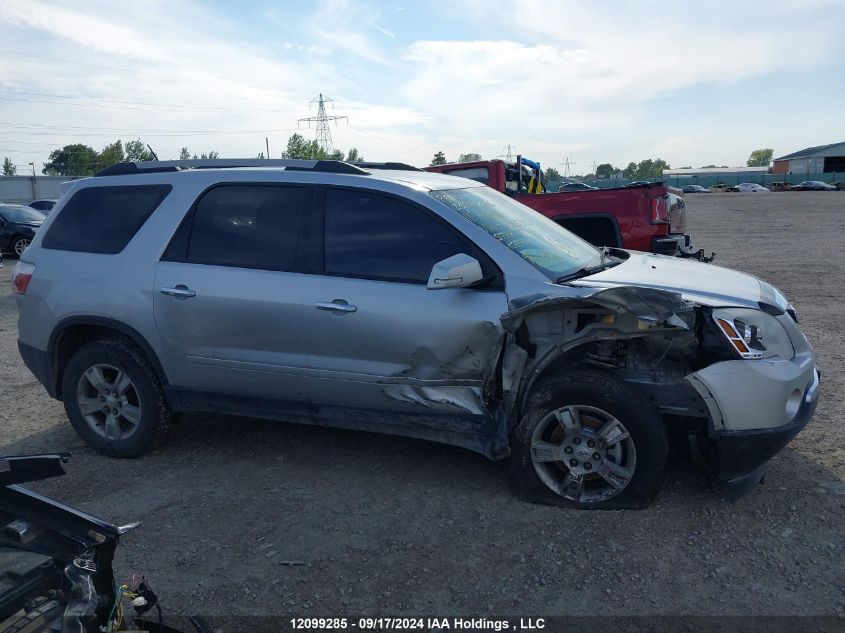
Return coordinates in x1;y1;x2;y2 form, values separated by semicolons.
427;254;484;290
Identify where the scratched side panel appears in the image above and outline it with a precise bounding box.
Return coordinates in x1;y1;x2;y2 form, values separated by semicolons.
303;275;507;417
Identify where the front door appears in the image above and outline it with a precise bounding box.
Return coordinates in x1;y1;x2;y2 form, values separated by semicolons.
303;187;508;417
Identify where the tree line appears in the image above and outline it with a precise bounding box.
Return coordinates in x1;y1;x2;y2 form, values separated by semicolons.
2;142;776;179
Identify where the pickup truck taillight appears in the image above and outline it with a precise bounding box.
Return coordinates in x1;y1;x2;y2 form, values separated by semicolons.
651;197;669;224
669;197;687;234
12;261;35;294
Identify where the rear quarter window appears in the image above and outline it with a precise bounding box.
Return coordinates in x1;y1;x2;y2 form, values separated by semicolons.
41;184;171;254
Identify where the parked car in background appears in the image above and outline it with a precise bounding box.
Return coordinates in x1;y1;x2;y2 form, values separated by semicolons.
558;182;598;192
28;198;59;213
682;185;709;193
14;158;818;509
792;181;837;191
0;204;45;257
768;182;793;192
709;184;739;193
735;183;771;193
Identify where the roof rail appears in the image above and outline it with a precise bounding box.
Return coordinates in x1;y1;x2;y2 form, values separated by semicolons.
352;162;422;171
94;159;370;178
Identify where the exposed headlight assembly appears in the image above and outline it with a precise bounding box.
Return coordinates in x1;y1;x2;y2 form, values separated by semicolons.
712;308;795;360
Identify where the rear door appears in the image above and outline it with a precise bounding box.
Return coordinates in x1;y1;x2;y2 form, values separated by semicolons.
302;186;507;417
153;183;314;401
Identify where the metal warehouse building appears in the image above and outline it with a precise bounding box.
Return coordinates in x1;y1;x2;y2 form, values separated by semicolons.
772;141;845;175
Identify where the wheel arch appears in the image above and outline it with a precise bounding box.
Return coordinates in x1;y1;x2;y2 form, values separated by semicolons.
513;340;603;423
49;317;169;399
551;213;623;248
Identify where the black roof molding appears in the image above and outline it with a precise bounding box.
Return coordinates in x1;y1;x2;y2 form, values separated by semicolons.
94;159;370;178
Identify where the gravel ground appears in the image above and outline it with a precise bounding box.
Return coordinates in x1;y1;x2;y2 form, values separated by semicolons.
0;192;843;618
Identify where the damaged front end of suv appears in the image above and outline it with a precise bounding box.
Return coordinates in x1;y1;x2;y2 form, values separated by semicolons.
484;271;819;503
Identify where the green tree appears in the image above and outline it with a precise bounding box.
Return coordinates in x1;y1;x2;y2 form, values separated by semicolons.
430;151;447;166
125;139;155;162
179;147;191;160
2;157;16;176
346;147;363;162
281;133;323;159
595;163;617;179
543;166;561;181
255;151;266;159
328;149;345;161
623;158;670;179
746;148;773;167
96;140;125;171
701;164;718;168
42;144;98;176
458;153;481;163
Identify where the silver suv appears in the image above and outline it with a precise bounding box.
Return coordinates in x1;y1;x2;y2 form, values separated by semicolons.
14;159;819;509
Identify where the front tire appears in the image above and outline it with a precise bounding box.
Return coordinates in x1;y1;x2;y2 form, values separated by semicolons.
12;236;31;257
509;371;667;510
62;337;171;457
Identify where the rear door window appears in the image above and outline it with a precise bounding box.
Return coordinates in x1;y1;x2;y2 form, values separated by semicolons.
42;185;171;254
183;185;312;271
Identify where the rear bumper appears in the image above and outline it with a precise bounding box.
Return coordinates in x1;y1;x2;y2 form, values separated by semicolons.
652;234;690;256
652;234;715;262
18;340;57;398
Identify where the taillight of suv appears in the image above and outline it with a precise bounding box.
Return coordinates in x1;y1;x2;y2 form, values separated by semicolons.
12;261;35;294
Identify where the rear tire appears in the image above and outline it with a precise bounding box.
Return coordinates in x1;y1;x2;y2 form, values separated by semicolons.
509;371;667;510
62;337;171;457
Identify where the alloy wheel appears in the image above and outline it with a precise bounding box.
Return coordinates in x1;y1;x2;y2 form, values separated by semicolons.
530;405;637;503
14;238;30;256
76;364;142;441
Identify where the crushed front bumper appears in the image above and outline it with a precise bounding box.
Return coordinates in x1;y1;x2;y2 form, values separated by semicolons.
691;366;821;497
715;369;819;497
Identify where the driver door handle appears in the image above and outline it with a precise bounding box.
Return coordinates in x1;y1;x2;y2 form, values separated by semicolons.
160;285;197;299
315;300;357;314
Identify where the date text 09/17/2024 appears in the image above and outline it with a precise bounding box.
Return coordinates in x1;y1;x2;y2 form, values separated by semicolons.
289;617;547;630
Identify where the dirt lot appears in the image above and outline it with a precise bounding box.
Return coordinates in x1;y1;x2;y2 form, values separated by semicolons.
0;192;843;618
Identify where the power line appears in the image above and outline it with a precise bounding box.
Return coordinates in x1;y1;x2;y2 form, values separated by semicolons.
298;94;347;154
0;121;296;134
0;88;290;113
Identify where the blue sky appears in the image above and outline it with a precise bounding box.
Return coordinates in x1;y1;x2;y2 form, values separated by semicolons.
1;0;843;173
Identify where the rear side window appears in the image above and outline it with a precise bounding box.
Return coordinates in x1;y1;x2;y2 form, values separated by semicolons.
324;188;470;283
184;185;311;271
442;167;490;185
42;185;171;254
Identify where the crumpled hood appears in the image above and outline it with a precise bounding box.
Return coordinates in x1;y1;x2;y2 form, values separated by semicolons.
571;251;788;312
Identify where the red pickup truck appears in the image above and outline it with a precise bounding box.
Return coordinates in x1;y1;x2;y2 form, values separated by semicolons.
425;158;708;259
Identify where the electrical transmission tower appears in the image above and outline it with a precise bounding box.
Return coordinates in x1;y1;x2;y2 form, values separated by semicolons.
497;144;516;161
562;157;576;178
298;93;348;155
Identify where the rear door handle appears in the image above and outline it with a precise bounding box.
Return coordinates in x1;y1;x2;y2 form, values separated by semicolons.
160;285;196;300
315;300;357;314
